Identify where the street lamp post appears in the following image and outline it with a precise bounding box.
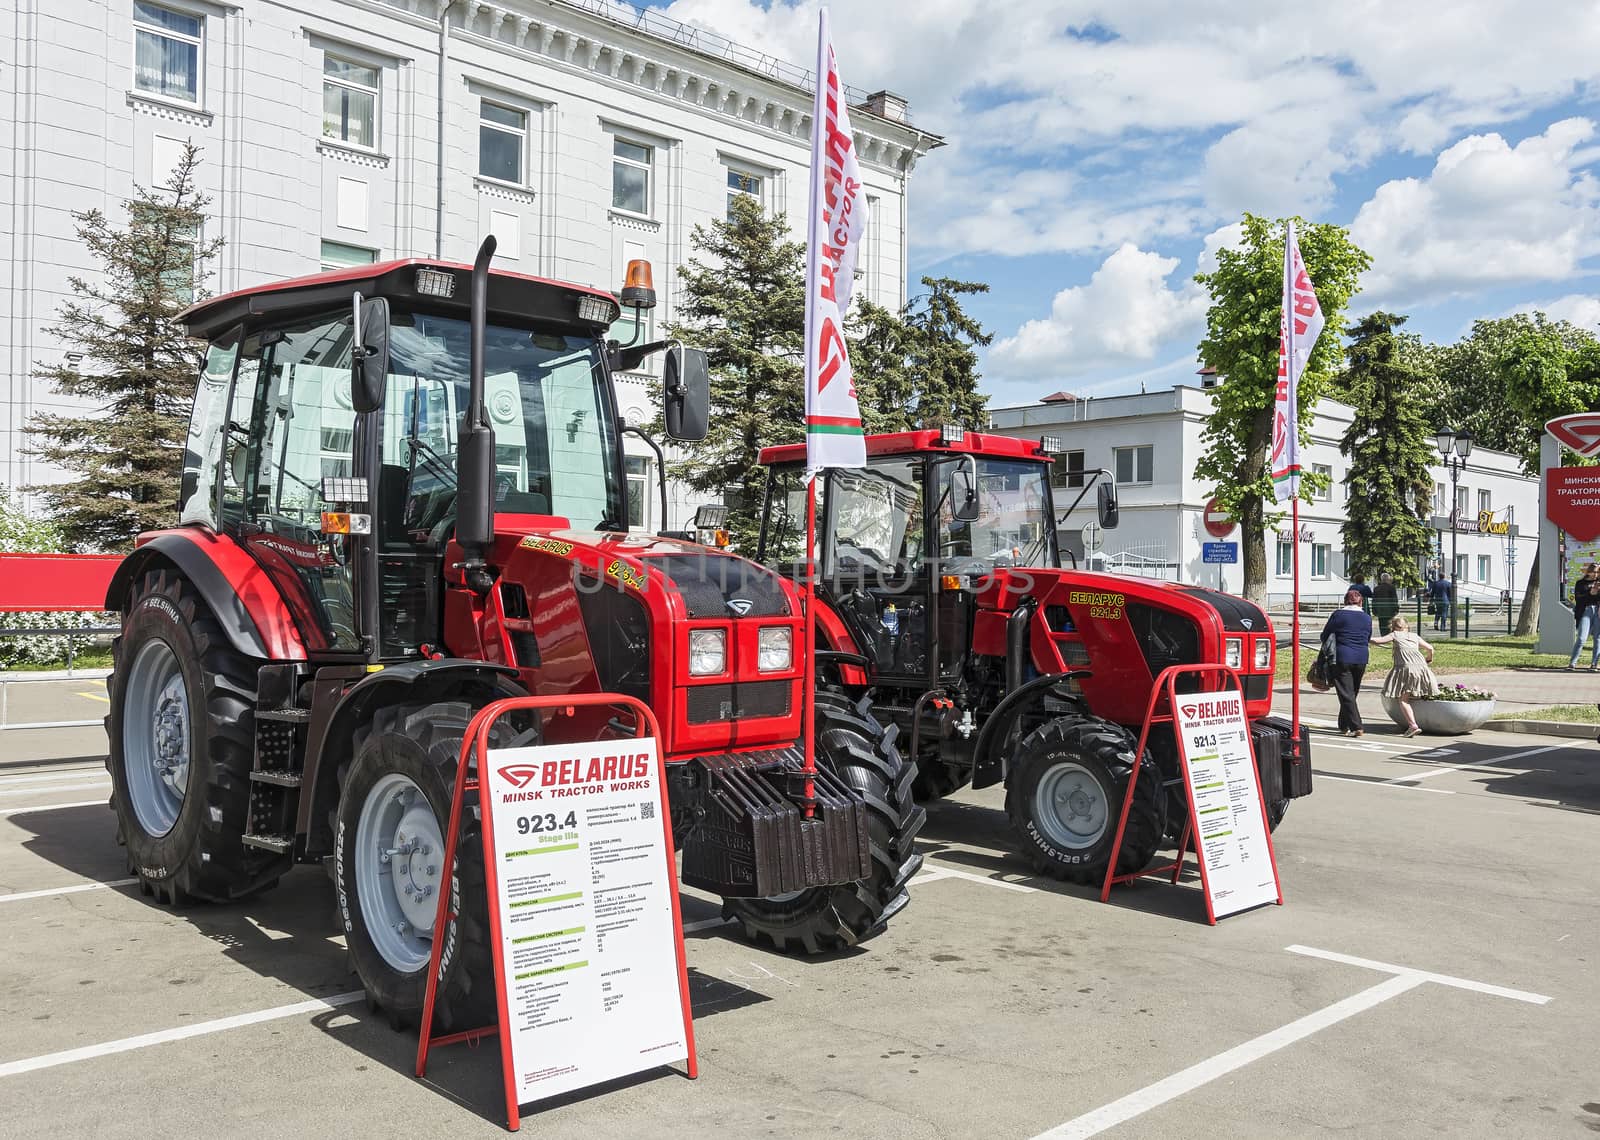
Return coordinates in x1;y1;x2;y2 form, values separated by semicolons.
1435;427;1474;638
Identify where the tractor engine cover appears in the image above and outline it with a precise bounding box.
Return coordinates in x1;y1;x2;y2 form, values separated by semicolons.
671;748;872;898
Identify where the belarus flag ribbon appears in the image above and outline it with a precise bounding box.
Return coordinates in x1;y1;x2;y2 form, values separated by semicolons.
1271;220;1325;502
803;6;868;480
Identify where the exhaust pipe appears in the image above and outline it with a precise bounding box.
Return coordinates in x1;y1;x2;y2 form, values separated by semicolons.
456;235;497;592
1006;599;1035;694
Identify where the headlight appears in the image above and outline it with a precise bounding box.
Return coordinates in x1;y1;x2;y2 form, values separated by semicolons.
758;627;792;672
688;629;726;676
1224;637;1242;669
1254;639;1271;669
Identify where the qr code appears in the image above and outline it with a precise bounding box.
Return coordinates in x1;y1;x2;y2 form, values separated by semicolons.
640;800;655;821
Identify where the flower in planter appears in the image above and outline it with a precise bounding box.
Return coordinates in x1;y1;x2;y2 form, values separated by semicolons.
1416;682;1496;703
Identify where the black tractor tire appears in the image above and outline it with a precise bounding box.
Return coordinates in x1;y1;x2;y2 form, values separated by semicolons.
334;700;514;1033
723;691;926;953
1004;715;1167;884
106;569;286;904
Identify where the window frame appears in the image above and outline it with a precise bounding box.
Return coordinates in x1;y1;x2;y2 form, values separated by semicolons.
478;98;528;186
1454;485;1470;515
1112;444;1153;486
610;136;654;218
1275;538;1293;577
724;165;765;221
625;454;650;529
1052;449;1086;490
1311;543;1331;580
1312;462;1333;502
322;52;381;150
132;1;204;107
1477;488;1492;515
1454;553;1469;582
320;239;378;272
1476;554;1491;583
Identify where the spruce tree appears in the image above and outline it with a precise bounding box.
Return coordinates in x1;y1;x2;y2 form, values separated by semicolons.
26;143;222;550
904;277;991;430
1338;313;1435;589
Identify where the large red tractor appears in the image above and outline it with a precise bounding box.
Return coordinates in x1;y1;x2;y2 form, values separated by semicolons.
756;428;1311;883
103;240;923;1030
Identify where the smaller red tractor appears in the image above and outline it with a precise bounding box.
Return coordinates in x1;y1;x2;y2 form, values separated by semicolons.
756;428;1312;883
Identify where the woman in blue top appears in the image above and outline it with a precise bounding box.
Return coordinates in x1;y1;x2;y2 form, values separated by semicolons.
1321;589;1375;736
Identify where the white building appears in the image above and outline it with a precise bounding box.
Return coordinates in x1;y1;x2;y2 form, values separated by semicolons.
0;0;940;531
989;379;1540;610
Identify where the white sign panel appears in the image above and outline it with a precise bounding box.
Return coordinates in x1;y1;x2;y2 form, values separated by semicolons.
1173;692;1281;918
484;737;689;1103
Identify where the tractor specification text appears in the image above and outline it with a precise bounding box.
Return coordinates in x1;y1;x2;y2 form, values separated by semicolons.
485;737;688;1104
1069;590;1125;621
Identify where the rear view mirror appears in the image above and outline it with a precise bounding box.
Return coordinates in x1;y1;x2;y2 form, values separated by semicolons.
953;459;981;522
664;343;709;442
1097;481;1119;529
351;295;389;414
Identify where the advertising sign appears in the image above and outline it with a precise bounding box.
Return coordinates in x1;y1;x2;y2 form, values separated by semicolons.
484;737;691;1104
1172;692;1281;919
1545;467;1600;542
1202;542;1238;564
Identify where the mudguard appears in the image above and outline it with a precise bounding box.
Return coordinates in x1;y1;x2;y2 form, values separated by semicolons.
970;671;1092;790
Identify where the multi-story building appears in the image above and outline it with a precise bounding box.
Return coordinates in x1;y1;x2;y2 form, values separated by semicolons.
989;378;1540;608
1;0;940;530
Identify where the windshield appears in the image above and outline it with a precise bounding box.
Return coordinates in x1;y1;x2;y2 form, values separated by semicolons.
934;457;1058;570
827;459;924;575
379;312;623;534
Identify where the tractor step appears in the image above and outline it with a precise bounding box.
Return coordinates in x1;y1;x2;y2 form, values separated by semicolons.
249;770;302;788
255;707;311;723
241;833;295;854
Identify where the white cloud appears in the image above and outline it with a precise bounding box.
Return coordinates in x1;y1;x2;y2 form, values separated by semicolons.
1351;118;1600;304
1503;292;1600;329
988;244;1207;377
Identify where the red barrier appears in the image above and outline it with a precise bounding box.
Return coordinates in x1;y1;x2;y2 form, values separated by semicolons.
0;553;121;612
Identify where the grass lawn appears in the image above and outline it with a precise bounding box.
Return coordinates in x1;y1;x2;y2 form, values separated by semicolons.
1493;703;1600;723
1275;634;1570;683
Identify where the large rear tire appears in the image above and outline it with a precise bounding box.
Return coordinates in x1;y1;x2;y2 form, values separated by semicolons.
1005;715;1166;883
107;569;285;904
723;692;926;953
334;700;511;1032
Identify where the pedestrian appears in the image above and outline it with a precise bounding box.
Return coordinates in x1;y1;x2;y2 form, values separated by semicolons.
1321;588;1375;737
1371;616;1438;736
1567;562;1600;671
1346;573;1374;603
1371;571;1401;636
1429;573;1452;632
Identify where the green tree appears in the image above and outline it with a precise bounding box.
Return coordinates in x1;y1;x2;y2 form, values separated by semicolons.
1338;313;1435;589
0;486;67;553
1193;214;1371;602
901;277;991;430
25;143;221;550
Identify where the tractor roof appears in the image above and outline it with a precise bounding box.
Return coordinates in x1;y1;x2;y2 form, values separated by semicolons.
178;258;622;341
758;429;1053;467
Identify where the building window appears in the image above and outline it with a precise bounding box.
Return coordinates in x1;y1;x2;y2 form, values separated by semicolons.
1454;553;1468;581
626;455;649;528
1275;538;1293;577
479;100;526;184
323;55;379;149
1454;485;1469;516
320;240;376;271
1478;488;1492;515
1311;543;1331;579
1477;554;1491;583
1052;450;1085;489
611;138;652;215
1312;463;1333;502
1433;483;1446;515
134;3;202;104
725;168;763;220
1113;445;1152;486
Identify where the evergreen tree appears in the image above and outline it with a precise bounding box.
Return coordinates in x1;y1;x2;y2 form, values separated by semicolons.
1338;313;1435;589
1192;214;1371;602
26;143;221;550
903;277;991;430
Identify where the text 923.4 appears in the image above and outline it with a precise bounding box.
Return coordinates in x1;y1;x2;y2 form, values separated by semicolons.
516;811;578;835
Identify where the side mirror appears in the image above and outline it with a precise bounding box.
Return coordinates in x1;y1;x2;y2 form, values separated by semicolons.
664;342;709;442
953;460;981;522
350;295;389;414
1097;481;1120;529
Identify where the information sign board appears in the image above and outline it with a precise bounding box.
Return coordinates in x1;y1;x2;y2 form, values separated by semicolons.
1201;542;1238;564
1172;692;1281;919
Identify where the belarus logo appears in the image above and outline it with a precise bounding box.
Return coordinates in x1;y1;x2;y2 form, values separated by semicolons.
1180;704;1199;720
727;598;753;616
1239;618;1254;630
1546;413;1600;458
496;764;543;789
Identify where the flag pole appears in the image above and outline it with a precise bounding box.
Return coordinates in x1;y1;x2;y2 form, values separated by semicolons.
1291;497;1301;755
802;476;818;814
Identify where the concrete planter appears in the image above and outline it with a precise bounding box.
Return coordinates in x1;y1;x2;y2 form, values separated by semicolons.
1381;694;1495;735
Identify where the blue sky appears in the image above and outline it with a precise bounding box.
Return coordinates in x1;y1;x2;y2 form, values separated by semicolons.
643;0;1600;407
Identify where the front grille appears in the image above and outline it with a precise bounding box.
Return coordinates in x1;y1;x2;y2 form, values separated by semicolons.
1244;673;1270;702
687;680;792;724
575;585;650;702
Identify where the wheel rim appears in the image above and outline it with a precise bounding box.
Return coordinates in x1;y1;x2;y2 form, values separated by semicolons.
123;639;191;838
355;773;445;974
1031;761;1109;852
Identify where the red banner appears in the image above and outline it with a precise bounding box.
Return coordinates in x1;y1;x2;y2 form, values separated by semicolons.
0;553;121;612
1546;466;1600;541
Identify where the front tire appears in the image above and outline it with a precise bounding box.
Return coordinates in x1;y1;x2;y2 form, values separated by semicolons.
1005;716;1166;883
723;692;926;953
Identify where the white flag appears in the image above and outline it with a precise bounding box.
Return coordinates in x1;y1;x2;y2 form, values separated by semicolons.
1271;220;1325;502
804;6;868;479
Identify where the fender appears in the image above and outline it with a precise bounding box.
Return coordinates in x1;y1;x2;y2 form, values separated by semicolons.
297;659;525;854
105;529;306;661
970;671;1092;790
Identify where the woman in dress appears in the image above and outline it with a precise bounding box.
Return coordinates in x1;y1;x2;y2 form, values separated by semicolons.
1320;589;1375;737
1371;616;1438;737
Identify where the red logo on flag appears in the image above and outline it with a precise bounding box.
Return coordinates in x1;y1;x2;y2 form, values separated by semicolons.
496;764;543;789
1546;414;1600;458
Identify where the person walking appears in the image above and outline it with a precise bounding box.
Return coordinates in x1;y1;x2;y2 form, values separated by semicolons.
1429;573;1453;632
1346;573;1374;604
1321;588;1375;737
1371;616;1438;736
1568;563;1600;671
1371;572;1401;636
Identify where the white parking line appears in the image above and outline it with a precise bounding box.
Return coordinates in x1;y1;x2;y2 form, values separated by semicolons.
682;916;730;934
1314;774;1454;794
922;861;1038;893
1381;744;1563;785
0;991;364;1079
1034;946;1550;1139
0;770;107;785
0;879;136;904
0;781;109;798
0;799;105;818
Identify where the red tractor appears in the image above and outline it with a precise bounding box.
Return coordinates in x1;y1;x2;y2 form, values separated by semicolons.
103;240;923;1031
756;427;1311;883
